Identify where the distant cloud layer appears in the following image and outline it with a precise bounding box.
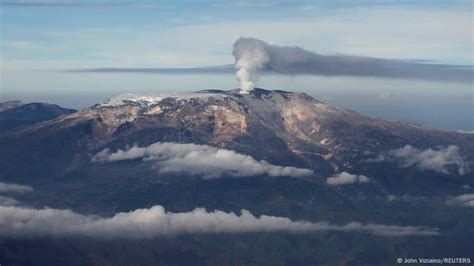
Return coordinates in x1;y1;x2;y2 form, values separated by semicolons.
457;130;474;134
0;182;33;193
72;38;473;85
391;145;470;175
326;172;369;186
1;1;161;8
446;194;474;208
68;65;234;74
0;205;439;238
92;142;313;179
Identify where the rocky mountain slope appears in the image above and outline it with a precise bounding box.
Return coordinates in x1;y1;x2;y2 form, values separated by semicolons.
0;89;473;265
1;89;471;182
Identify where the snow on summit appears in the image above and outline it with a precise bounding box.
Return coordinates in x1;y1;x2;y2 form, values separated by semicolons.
100;92;224;107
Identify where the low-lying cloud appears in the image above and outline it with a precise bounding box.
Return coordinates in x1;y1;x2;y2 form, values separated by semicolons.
365;145;470;175
391;145;470;175
457;130;474;134
446;194;474;208
92;142;313;179
0;196;20;206
326;172;370;186
0;182;33;193
0;205;439;238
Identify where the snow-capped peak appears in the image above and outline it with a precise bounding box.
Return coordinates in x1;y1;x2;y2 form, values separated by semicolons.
100;92;224;107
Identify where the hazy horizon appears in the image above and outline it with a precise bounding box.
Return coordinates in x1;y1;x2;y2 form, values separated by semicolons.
1;0;472;131
2;72;472;131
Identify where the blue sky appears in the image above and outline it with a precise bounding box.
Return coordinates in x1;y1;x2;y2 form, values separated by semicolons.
2;0;472;65
0;0;472;130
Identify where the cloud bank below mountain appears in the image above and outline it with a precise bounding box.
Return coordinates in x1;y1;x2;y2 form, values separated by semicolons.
0;205;439;238
326;172;370;186
446;194;474;208
0;182;33;193
92;142;313;179
391;145;470;175
365;145;470;175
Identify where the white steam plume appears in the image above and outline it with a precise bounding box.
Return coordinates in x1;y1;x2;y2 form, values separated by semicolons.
233;37;269;94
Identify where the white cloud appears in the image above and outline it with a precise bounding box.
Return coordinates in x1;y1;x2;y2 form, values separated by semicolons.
446;194;474;208
326;172;370;186
391;145;470;175
0;196;20;206
457;130;474;134
0;205;438;238
0;182;34;193
1;1;161;8
2;5;471;72
386;195;426;203
92;142;313;179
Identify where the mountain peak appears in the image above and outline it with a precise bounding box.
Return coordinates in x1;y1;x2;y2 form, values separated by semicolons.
198;88;302;97
99;88;315;108
99;91;225;107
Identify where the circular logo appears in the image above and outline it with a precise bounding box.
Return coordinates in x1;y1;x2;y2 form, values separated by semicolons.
397;258;403;263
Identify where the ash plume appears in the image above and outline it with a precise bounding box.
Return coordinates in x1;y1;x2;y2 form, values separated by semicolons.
232;37;472;93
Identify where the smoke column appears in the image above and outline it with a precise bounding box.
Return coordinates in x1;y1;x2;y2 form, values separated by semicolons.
232;37;472;93
232;37;269;94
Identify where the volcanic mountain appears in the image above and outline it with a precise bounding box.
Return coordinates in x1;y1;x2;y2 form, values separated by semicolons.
0;89;473;265
1;88;472;183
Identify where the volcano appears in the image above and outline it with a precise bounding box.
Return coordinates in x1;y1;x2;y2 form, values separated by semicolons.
0;88;473;265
